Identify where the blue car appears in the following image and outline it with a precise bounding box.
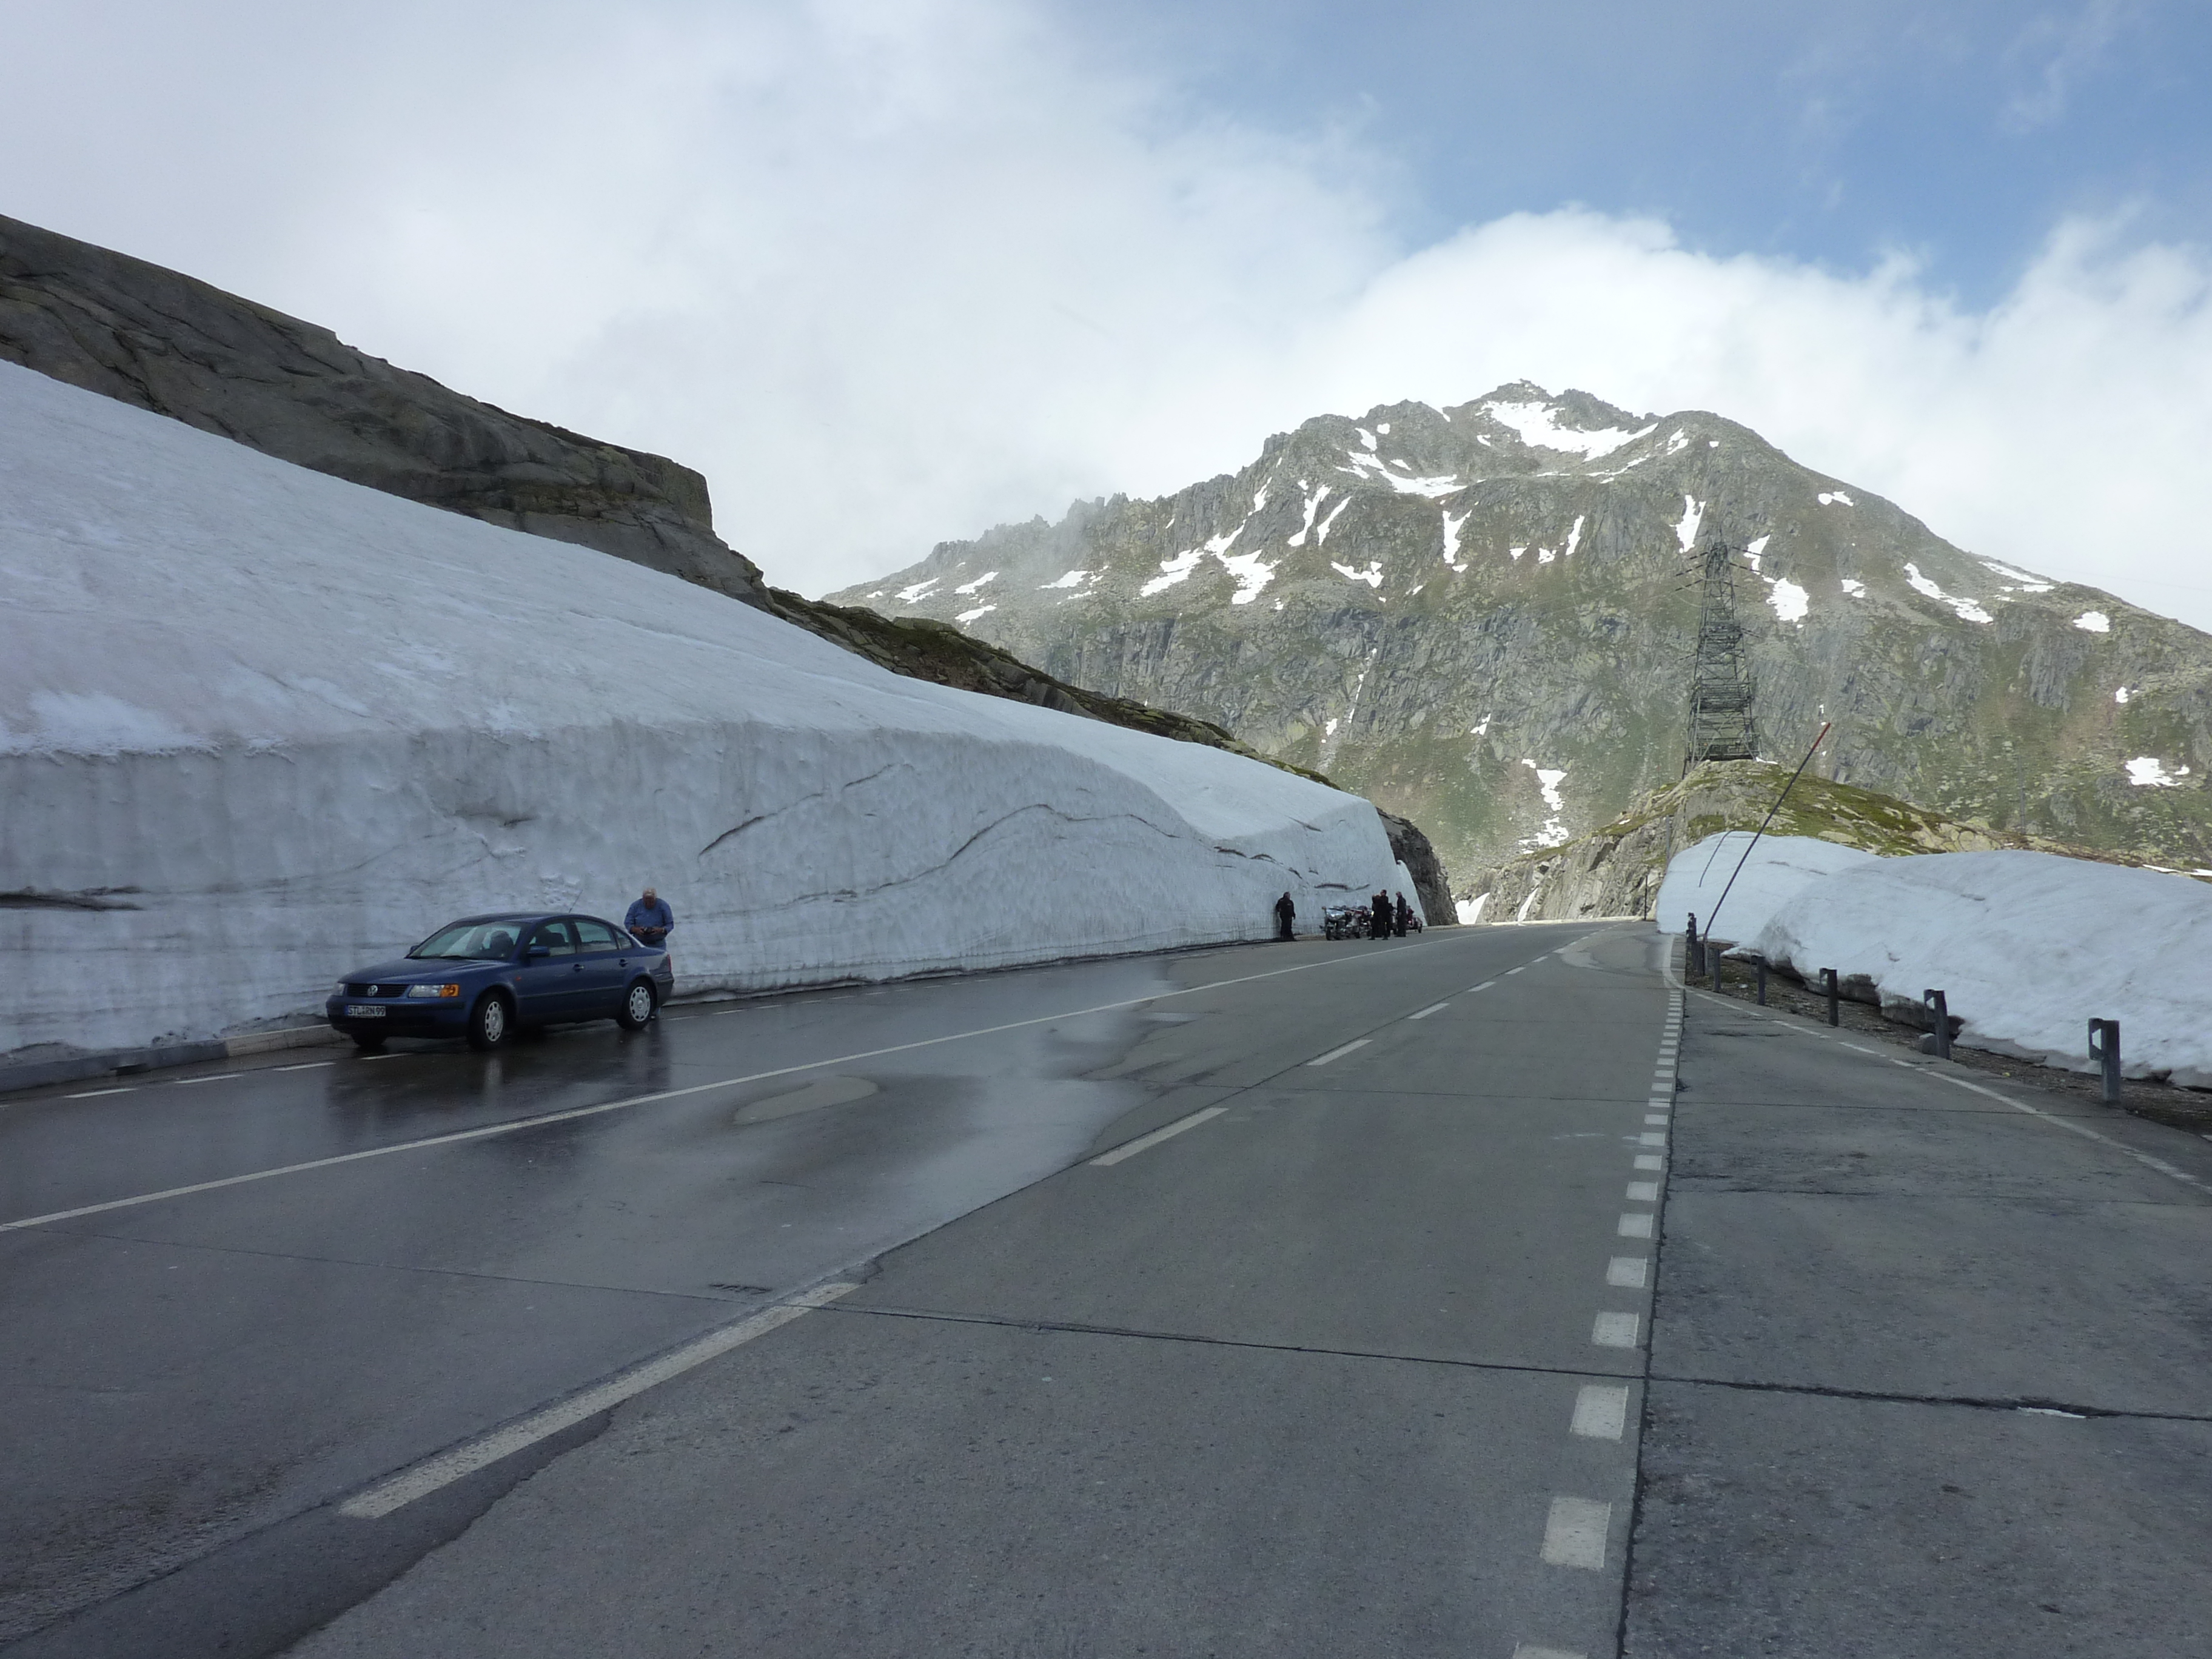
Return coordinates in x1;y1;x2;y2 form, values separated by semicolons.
326;913;675;1051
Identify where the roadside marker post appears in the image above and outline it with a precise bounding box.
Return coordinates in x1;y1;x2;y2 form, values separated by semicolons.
1924;988;1951;1061
2088;1018;2122;1104
1821;968;1840;1027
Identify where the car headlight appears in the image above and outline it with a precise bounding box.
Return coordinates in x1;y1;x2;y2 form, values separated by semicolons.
404;982;462;999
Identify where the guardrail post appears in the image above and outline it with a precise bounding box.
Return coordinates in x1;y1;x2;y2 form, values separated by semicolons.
2088;1018;2122;1104
1822;968;1840;1026
1755;956;1768;1006
1923;988;1951;1060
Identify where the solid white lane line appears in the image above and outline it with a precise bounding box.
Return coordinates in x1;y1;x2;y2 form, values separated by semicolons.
65;1087;138;1099
1305;1039;1371;1067
1541;1496;1612;1569
5;943;1480;1233
1088;1107;1230;1167
276;1061;335;1073
1626;1181;1659;1203
340;1283;857;1518
1638;1131;1667;1148
1591;1312;1640;1348
1407;1003;1450;1020
1841;1042;1881;1056
1570;1384;1631;1441
1634;1154;1663;1171
172;1073;245;1086
1606;1256;1648;1288
1617;1212;1654;1239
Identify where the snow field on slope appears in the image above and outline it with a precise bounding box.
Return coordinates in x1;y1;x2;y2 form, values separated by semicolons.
0;363;1405;1057
1753;851;2212;1086
1657;833;2212;1085
1654;834;1879;942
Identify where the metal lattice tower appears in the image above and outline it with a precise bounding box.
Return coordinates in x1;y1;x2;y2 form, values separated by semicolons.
1684;539;1758;771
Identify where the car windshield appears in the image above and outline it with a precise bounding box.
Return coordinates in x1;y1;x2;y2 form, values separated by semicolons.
409;920;525;960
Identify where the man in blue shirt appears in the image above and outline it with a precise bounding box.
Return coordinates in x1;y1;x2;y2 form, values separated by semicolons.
625;886;674;948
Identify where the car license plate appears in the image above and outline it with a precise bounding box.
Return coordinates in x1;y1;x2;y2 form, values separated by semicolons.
344;1005;387;1018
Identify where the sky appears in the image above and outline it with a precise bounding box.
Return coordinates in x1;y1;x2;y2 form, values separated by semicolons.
6;0;2212;625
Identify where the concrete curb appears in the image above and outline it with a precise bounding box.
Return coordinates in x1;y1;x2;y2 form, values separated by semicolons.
1;1022;344;1097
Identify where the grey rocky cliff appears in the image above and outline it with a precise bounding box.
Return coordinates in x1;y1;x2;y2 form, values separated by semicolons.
0;213;768;605
834;384;2212;879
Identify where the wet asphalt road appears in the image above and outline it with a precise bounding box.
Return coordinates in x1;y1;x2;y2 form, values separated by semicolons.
6;923;2211;1657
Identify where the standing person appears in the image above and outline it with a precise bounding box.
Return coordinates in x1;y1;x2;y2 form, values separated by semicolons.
1372;890;1392;939
625;886;674;948
1395;892;1412;937
1274;891;1296;941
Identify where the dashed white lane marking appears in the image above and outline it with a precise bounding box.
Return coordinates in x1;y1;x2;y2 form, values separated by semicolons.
1841;1042;1881;1056
1591;1312;1640;1348
1638;1131;1667;1148
1540;1496;1612;1569
1513;1646;1587;1659
1617;1212;1654;1239
1626;1181;1659;1202
1305;1039;1371;1067
1634;1154;1663;1171
1570;1384;1631;1441
65;1087;139;1099
1469;980;1498;992
1407;1003;1450;1020
340;1282;859;1518
360;1053;407;1061
172;1073;245;1086
1506;965;1527;975
276;1061;335;1073
1090;1107;1230;1167
1643;1113;1669;1125
1606;1256;1648;1287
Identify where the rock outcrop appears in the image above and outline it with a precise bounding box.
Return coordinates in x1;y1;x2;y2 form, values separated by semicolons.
836;386;2212;878
1458;759;2167;924
0;212;770;605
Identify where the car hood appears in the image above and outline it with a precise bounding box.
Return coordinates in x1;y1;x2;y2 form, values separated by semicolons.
344;957;506;981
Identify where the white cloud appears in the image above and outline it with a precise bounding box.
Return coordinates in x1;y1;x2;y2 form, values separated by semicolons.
5;0;2212;632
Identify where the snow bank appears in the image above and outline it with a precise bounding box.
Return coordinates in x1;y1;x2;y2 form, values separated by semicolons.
1655;834;1877;941
1750;851;2212;1087
0;363;1405;1057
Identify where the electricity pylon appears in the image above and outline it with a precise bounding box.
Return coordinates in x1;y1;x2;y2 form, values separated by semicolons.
1684;538;1758;772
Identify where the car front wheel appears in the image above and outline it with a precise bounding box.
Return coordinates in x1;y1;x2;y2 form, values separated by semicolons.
616;979;656;1032
467;991;511;1051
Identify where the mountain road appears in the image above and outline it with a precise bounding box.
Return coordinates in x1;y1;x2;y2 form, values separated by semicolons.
2;922;2208;1657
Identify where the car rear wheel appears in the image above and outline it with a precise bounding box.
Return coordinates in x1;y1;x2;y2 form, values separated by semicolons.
466;991;511;1052
350;1032;386;1051
616;979;655;1032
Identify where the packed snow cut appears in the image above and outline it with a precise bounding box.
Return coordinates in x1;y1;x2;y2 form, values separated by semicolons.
1660;833;2212;1088
0;364;1409;1061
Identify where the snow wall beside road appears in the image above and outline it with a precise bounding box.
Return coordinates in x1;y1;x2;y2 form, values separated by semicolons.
0;363;1405;1057
1743;850;2212;1088
1654;833;1877;942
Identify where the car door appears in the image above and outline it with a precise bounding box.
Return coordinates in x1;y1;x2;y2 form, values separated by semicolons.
515;919;584;1021
570;917;629;1017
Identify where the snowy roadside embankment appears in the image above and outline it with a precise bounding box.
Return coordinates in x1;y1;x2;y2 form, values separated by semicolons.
1652;833;1877;940
1653;830;2212;1087
1;363;1406;1059
1749;851;2212;1087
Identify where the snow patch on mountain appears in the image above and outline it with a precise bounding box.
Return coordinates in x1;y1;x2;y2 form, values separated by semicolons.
1817;491;1855;506
953;570;998;595
1674;496;1704;554
1903;563;1994;625
1289;485;1330;548
1441;508;1469;572
0;361;1407;1057
2076;610;2111;633
954;604;996;625
1768;579;1810;623
1040;569;1092;591
1331;560;1384;589
2127;757;2190;786
1520;760;1570;848
1483;399;1654;460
